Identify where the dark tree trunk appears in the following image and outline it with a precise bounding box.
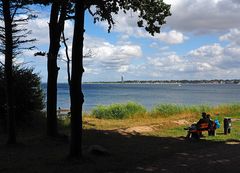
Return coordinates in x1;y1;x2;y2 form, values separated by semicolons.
2;0;16;144
69;0;85;158
47;1;67;137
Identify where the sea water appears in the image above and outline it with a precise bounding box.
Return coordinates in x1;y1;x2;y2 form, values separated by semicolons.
41;83;240;111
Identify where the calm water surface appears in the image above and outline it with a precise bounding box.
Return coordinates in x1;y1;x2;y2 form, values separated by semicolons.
42;83;240;111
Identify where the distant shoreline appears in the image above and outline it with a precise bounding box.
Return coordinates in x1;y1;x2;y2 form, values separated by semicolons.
41;79;240;85
83;79;240;85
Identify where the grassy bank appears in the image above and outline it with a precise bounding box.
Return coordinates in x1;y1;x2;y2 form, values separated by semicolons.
80;102;240;141
90;102;240;119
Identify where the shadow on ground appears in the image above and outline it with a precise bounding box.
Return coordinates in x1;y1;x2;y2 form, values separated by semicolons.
1;128;240;173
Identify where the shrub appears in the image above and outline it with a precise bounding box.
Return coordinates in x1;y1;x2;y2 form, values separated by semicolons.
0;65;44;123
92;102;146;119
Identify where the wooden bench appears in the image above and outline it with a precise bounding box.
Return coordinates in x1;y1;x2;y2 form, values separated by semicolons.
185;122;216;139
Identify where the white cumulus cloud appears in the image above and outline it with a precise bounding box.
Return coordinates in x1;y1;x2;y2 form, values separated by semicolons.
220;28;240;45
82;36;143;75
155;30;188;44
96;10;187;44
164;0;240;34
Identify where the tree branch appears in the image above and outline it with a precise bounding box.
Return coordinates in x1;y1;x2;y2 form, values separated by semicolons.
0;61;4;66
61;30;71;85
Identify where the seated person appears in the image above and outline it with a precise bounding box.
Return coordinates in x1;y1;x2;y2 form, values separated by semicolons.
192;112;208;137
206;114;214;127
206;114;215;136
196;112;208;128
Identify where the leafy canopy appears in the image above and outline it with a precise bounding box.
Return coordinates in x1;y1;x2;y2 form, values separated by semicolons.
86;0;171;35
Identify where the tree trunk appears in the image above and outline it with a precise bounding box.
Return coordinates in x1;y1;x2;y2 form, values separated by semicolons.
2;0;16;144
47;1;67;137
69;0;85;158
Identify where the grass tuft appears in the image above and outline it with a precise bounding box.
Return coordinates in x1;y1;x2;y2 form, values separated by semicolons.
151;104;184;117
151;104;212;117
91;102;146;119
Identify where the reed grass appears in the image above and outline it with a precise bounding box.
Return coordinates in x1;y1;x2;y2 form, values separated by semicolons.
151;104;212;117
91;102;240;120
91;102;146;119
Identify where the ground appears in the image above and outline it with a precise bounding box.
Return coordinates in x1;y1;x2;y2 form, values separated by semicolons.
1;117;240;173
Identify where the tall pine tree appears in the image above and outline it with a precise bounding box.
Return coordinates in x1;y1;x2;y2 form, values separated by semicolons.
0;0;36;144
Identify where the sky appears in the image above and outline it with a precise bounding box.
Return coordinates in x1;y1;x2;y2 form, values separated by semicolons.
1;0;240;82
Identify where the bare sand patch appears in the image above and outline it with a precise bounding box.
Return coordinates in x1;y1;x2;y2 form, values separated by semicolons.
114;119;190;135
116;124;163;135
124;126;154;133
173;119;190;125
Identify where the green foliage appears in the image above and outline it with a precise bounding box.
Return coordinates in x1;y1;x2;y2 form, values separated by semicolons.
152;104;184;116
0;65;44;123
186;105;212;114
151;104;212;117
88;0;171;35
215;104;240;116
91;102;240;119
92;102;146;119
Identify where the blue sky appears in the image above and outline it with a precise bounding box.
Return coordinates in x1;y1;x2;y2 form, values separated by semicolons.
1;0;240;82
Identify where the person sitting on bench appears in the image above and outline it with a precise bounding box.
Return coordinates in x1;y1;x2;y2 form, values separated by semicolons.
196;112;208;126
185;112;213;138
206;114;215;136
196;112;209;137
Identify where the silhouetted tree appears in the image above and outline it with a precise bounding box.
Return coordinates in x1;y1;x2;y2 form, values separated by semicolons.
0;0;36;144
69;0;84;158
69;0;171;158
46;0;70;137
33;0;73;137
0;65;44;126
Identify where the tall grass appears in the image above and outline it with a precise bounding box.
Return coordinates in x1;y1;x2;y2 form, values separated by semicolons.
151;104;212;117
213;104;240;117
91;102;146;119
91;102;240;119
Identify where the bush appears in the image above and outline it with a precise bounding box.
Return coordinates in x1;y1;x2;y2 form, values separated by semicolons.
0;65;44;123
92;102;146;119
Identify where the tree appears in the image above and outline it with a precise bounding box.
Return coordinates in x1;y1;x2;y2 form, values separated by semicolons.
46;0;69;137
69;0;171;158
0;0;36;144
69;0;84;157
1;0;15;144
34;0;73;137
